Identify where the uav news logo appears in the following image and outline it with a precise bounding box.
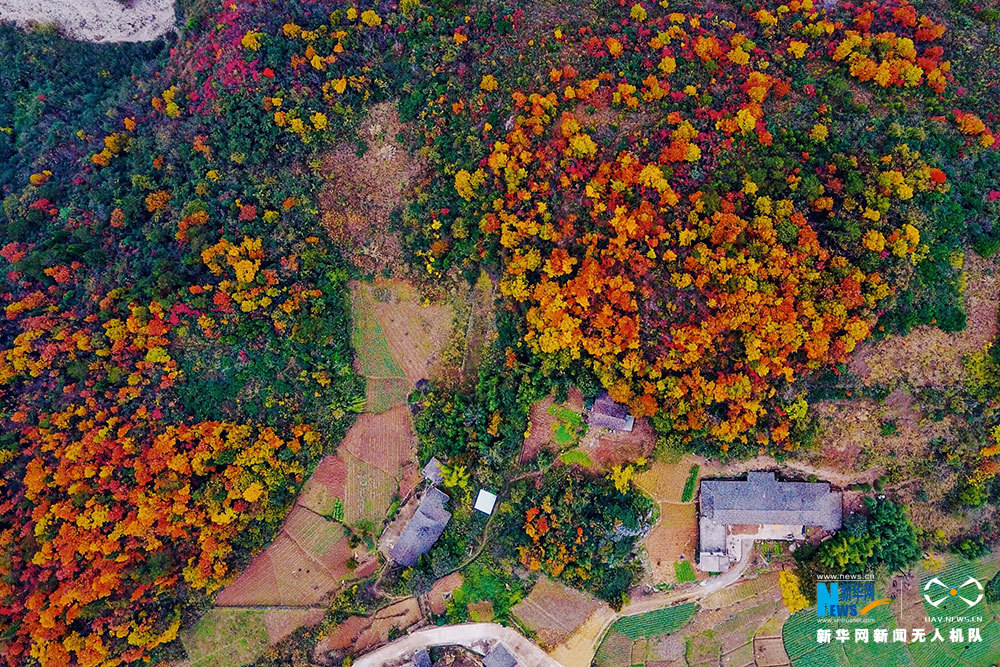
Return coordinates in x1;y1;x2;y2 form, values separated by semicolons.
922;576;984;608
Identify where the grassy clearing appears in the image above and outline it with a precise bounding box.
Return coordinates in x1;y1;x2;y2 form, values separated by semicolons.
559;449;594;467
611;602;697;641
446;562;526;624
681;464;700;502
350;286;405;379
183;609;269;667
548;403;584;426
674;560;696;583
548;403;586;447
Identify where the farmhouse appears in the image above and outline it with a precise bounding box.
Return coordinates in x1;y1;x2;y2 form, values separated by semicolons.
697;471;842;573
587;390;635;432
389;487;451;567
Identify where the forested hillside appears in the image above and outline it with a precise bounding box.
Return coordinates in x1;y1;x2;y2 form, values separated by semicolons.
1;0;999;664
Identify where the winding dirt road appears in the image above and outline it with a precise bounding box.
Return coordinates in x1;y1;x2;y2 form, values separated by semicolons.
355;548;754;667
352;622;562;667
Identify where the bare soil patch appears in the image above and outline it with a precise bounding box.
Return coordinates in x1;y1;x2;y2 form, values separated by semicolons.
753;635;790;667
849;253;1000;387
648;633;686;664
320;102;423;275
467;600;495;622
634;457;701;584
706;453;880;488
521;389;585;463
641;504;699;585
424;572;464;616
313;599;422;661
336;406;417;526
313;615;370;657
550;602;619;667
578;417;656;470
281;506;353;575
215;532;341;607
0;0;175;43
636;457;700;505
263;608;326;646
513;577;608;649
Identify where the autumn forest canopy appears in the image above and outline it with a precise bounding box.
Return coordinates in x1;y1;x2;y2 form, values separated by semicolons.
1;0;1000;664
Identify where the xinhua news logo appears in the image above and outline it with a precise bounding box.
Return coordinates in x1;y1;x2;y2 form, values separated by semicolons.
817;581;891;617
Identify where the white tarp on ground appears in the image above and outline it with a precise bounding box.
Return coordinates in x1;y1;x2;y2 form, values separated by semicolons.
0;0;175;42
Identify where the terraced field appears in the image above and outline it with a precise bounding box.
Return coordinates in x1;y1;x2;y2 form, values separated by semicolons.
612;603;697;640
594;603;697;666
342;451;398;525
513;577;607;649
350;284;406;380
339;405;416;475
783;603;911;667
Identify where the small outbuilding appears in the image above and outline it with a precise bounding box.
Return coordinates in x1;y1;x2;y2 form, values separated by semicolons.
587;390;634;432
389;487;451;567
422;457;444;485
474;489;498;515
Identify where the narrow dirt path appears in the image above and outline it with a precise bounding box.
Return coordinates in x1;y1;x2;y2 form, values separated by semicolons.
549;546;755;667
708;454;882;487
355;548;756;667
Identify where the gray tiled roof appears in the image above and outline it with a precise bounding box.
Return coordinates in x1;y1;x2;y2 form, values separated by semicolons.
390;487;451;567
482;644;517;667
422;457;444;484
699;514;727;552
588;391;634;431
412;648;432;667
700;471;842;530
